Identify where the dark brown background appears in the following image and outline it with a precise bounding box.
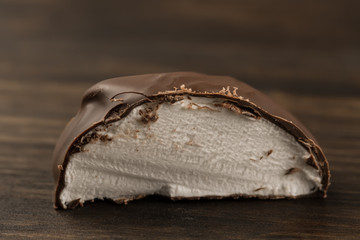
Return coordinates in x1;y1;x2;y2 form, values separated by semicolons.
0;0;359;239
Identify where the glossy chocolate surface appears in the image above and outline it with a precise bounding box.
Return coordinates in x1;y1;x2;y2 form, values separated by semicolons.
53;72;330;209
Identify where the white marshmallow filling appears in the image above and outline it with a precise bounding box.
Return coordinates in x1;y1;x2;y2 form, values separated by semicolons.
60;96;322;208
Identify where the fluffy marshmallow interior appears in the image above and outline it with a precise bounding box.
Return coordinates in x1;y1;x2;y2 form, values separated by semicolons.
60;96;322;207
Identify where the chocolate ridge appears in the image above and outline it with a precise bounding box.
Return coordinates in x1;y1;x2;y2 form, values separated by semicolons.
52;72;330;209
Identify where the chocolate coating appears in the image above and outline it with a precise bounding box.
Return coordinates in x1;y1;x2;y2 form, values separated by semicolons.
53;72;330;209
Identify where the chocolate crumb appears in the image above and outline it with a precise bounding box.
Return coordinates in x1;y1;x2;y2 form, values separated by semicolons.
162;94;184;104
139;104;159;123
285;168;301;175
100;135;112;142
232;87;238;96
254;187;266;192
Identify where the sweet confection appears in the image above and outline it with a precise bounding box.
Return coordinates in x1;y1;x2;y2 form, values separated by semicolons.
52;72;330;209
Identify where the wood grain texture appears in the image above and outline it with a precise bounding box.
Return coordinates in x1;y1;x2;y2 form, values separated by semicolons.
0;1;359;239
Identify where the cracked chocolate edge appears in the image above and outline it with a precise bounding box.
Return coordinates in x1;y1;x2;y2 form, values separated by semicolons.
52;72;330;209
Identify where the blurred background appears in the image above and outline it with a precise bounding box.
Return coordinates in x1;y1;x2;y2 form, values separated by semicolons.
1;1;359;239
1;0;359;93
1;0;359;143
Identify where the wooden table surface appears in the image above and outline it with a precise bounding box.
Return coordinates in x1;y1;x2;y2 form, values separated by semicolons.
0;1;359;239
